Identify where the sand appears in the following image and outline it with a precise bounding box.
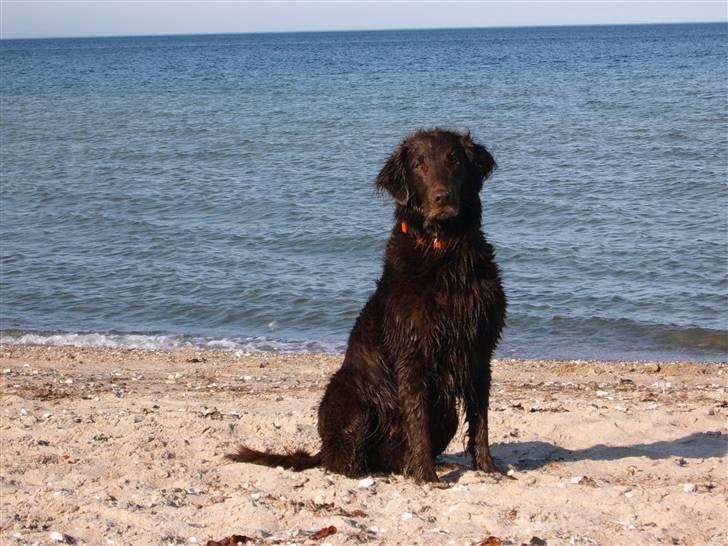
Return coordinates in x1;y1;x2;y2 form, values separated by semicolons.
0;345;726;546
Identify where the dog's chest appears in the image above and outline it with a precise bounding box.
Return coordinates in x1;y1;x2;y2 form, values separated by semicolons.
414;279;486;393
400;269;494;348
431;275;481;323
382;240;504;358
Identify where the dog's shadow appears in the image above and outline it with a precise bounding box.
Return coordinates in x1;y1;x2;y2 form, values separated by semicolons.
435;431;727;482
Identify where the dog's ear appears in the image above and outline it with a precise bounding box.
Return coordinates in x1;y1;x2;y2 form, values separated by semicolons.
460;132;496;191
375;143;409;205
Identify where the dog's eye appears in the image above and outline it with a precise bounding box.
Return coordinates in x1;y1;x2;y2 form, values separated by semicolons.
414;156;426;170
448;154;461;165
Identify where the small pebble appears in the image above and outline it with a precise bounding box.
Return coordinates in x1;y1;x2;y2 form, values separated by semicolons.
186;487;206;495
358;477;375;489
683;483;696;492
49;531;75;543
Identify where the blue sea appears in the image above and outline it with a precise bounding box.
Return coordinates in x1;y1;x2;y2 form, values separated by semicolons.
1;23;726;361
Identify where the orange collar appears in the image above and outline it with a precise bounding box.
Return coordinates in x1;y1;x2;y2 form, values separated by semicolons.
400;221;444;250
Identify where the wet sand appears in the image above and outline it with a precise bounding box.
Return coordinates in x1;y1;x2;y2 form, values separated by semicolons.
1;345;726;546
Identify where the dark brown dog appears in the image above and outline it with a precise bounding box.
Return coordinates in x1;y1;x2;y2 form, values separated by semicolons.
227;129;506;482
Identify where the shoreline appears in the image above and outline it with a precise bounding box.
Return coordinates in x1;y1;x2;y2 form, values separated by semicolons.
2;329;726;365
1;345;726;545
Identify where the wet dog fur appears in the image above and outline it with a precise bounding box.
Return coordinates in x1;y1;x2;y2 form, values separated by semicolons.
227;129;506;482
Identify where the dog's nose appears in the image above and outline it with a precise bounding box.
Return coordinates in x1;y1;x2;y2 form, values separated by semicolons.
433;191;452;206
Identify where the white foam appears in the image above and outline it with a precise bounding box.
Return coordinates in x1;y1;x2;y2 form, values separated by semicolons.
0;331;343;354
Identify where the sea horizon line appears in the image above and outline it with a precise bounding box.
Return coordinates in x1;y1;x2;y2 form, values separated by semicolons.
1;19;725;42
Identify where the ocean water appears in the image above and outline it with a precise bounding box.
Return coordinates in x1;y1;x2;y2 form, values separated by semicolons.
1;23;726;361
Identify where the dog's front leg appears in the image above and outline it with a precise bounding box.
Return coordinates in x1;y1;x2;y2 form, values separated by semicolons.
396;359;438;483
465;363;502;474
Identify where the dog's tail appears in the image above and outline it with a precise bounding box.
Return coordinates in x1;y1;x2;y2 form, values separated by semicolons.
225;445;322;471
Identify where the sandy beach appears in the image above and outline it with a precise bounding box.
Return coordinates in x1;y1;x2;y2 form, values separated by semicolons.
0;345;725;546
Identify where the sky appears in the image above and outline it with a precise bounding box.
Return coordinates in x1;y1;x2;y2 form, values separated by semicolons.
1;1;726;40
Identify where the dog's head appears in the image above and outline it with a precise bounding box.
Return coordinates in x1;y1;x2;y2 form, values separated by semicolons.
375;129;496;224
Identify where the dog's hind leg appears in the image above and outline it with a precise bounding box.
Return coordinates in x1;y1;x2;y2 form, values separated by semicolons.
317;369;373;478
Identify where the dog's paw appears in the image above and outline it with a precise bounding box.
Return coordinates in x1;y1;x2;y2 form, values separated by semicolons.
474;454;504;475
407;464;439;483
